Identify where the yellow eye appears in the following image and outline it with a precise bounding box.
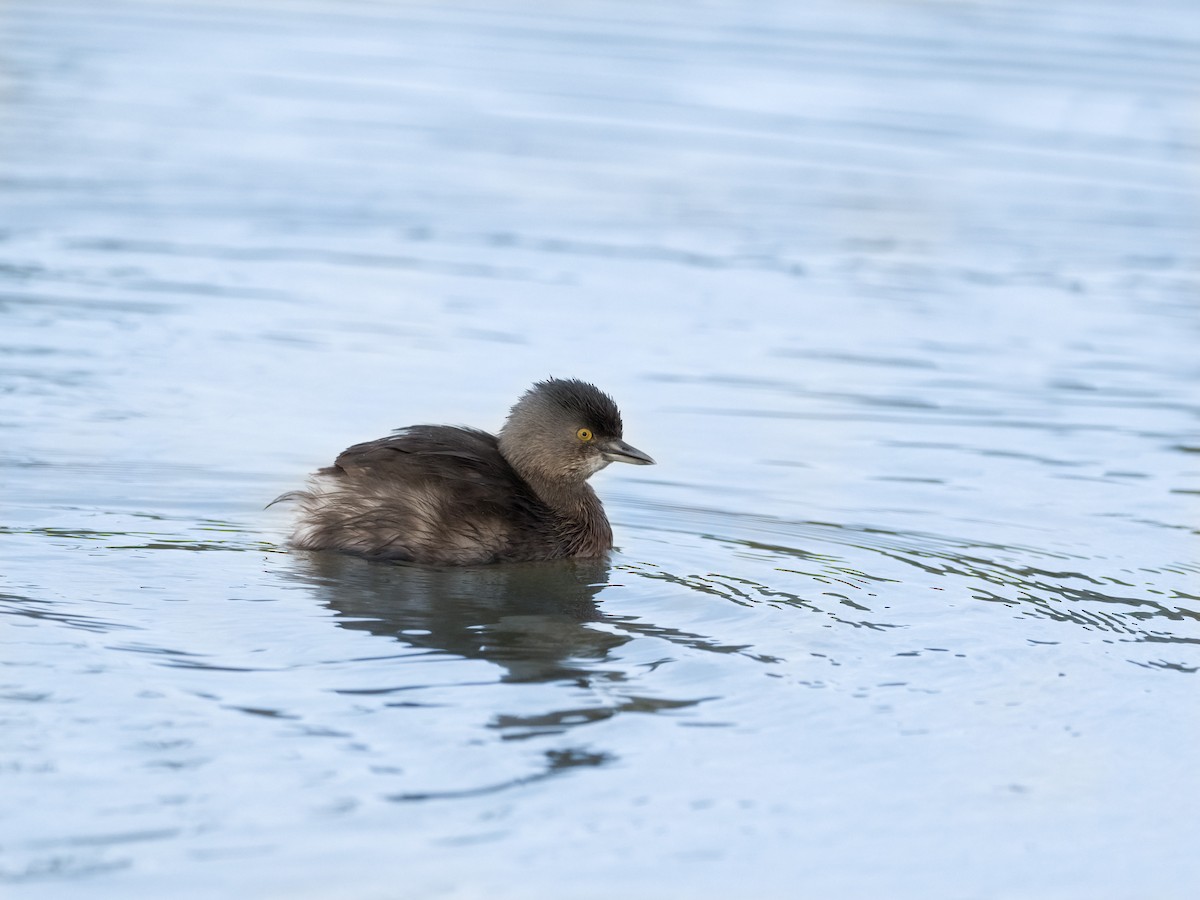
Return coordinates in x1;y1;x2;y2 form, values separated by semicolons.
577;427;593;442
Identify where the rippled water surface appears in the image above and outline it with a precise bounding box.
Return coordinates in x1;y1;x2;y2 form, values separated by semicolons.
3;1;1199;896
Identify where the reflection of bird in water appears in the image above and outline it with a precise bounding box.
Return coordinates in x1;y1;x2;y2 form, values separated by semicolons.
300;554;630;684
275;379;654;564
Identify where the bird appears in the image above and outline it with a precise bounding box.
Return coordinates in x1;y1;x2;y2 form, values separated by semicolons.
275;378;654;565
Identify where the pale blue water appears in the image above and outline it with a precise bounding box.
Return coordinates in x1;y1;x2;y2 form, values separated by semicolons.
2;1;1199;897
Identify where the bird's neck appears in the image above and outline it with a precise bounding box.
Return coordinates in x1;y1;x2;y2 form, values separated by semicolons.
524;474;596;518
525;475;613;555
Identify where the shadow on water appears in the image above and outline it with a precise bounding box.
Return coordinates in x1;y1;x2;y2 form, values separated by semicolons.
294;550;772;675
298;553;627;685
289;553;720;801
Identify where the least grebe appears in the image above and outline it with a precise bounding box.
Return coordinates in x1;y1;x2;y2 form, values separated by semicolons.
278;378;654;565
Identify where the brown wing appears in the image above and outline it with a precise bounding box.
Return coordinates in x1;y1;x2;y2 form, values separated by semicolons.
289;426;562;564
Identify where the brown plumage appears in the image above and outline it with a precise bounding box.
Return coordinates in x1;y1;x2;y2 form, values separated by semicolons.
275;378;654;565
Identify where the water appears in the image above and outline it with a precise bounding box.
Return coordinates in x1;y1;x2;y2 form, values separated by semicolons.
2;0;1198;896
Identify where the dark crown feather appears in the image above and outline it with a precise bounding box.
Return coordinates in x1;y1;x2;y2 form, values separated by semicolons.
532;378;623;435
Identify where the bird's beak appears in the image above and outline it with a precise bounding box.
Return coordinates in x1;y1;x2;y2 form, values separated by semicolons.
600;439;655;466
